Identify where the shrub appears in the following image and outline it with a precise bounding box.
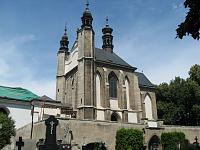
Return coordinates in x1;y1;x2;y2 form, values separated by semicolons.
161;132;185;150
94;142;107;150
0;112;15;149
115;128;143;150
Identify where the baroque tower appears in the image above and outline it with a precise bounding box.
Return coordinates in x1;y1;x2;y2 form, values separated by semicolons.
56;27;69;102
77;3;95;119
102;17;114;53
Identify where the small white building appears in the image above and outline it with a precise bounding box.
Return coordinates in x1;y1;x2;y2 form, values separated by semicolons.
0;86;72;129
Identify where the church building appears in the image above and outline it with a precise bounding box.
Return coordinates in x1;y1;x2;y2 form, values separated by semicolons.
9;3;200;150
56;4;157;124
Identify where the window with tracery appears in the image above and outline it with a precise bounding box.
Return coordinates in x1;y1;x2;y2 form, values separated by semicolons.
108;72;118;98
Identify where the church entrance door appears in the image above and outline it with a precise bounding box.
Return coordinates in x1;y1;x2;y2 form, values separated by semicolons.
82;142;106;150
148;135;160;150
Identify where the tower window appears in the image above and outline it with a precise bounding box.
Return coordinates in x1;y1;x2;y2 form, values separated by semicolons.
106;38;109;44
108;72;118;98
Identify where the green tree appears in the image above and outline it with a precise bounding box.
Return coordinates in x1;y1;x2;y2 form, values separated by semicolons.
189;64;200;86
176;0;200;40
156;74;200;125
157;101;177;125
94;142;107;150
191;104;200;125
115;128;143;150
0;112;15;149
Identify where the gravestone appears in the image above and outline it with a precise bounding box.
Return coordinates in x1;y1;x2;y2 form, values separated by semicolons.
37;115;72;150
39;115;59;150
16;137;24;150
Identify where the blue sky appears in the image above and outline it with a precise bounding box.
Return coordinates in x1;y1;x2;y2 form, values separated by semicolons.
0;0;199;98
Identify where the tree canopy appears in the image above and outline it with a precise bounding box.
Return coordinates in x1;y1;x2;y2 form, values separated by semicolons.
156;64;200;125
176;0;200;40
0;112;15;149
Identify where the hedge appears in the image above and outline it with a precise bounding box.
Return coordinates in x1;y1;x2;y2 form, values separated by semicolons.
161;132;185;150
115;128;143;150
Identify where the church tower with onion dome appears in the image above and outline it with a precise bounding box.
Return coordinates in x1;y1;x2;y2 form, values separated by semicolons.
56;2;157;122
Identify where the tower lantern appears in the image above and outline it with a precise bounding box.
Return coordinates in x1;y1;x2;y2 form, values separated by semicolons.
81;0;93;29
59;26;69;52
102;17;114;53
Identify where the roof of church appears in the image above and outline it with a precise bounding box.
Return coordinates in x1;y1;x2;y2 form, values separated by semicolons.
40;95;54;101
95;48;136;70
135;72;156;89
0;86;40;101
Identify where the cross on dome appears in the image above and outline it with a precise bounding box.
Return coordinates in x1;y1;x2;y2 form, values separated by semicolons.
106;16;109;25
86;0;89;9
64;23;67;35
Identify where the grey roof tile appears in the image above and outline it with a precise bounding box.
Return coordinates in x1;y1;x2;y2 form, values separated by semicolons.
95;48;136;70
135;72;156;88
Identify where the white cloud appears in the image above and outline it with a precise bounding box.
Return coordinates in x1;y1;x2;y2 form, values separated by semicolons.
0;59;10;77
0;35;56;99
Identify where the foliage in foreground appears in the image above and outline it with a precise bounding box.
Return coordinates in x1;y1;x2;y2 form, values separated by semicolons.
176;0;200;40
94;142;107;150
161;132;185;150
156;64;200;126
0;112;15;149
115;128;143;150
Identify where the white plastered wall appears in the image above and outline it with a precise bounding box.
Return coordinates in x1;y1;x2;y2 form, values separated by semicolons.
7;105;31;129
65;48;78;74
110;99;119;109
128;112;138;123
7;104;43;129
97;110;104;120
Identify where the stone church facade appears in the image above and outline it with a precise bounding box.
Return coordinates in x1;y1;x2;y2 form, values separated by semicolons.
56;5;157;124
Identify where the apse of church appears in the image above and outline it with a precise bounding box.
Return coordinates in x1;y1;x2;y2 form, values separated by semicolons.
56;4;157;123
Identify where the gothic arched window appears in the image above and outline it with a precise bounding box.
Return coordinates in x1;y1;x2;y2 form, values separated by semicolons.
96;73;101;108
108;72;118;98
144;94;153;120
106;38;109;45
125;77;130;109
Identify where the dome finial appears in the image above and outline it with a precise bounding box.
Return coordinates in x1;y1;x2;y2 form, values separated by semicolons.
102;17;114;53
106;16;109;26
81;0;93;29
59;23;69;51
64;22;67;35
86;0;89;9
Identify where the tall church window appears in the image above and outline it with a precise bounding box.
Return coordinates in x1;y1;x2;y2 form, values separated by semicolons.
106;38;109;44
144;94;153;120
125;77;130;109
96;73;101;108
108;72;118;98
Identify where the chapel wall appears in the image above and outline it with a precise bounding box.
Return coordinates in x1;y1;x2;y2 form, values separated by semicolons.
16;119;200;150
95;65;142;123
